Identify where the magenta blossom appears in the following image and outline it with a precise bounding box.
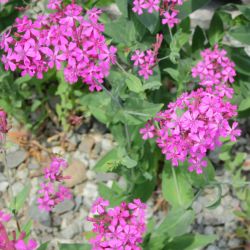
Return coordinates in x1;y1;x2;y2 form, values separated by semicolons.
88;198;146;250
140;47;240;174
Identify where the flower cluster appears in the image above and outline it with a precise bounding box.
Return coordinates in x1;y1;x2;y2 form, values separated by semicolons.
37;157;72;212
88;197;147;249
192;45;236;87
132;0;183;28
0;1;117;91
131;34;163;79
0;211;38;250
140;46;241;174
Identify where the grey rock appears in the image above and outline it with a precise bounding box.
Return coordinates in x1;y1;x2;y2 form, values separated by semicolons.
0;181;9;192
60;221;83;239
12;182;24;196
228;239;241;248
54;199;75;214
206;246;220;250
78;135;95;155
28;159;40;170
242;0;250;4
6;150;26;168
16;168;28;180
204;226;214;235
29;203;51;227
96;172;117;182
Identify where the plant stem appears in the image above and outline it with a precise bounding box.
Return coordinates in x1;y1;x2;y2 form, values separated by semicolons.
1;134;21;232
115;61;129;76
158;55;170;62
95;80;132;150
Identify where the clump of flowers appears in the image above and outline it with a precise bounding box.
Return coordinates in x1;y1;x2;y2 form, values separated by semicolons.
0;1;117;91
37;157;72;212
140;46;241;174
132;0;183;28
87;197;147;249
192;45;236;87
131;33;163;79
0;211;38;250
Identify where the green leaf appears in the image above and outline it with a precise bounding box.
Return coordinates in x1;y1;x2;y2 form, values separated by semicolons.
59;244;91;250
116;0;128;17
208;13;224;45
135;10;159;34
164;68;179;81
157;209;195;237
37;242;49;250
187;159;215;188
229;24;250;45
234;4;250;20
206;184;222;209
121;155;137;168
177;0;211;20
192;26;206;52
105;18;136;45
226;47;250;76
98;182;126;206
239;98;250;111
162;164;194;208
10;184;31;213
94;147;125;172
125;73;143;93
165;234;217;250
147;208;195;249
142;81;161;91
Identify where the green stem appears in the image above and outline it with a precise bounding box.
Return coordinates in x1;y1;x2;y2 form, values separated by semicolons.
158;55;170;62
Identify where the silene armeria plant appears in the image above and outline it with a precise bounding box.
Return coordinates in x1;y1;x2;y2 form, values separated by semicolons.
0;0;250;249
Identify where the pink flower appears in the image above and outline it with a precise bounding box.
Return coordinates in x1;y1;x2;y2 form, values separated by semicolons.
91;197;109;215
15;239;38;250
132;0;145;15
142;0;160;13
88;198;146;249
140;46;240;174
162;10;179;28
0;3;115;92
139;124;155;140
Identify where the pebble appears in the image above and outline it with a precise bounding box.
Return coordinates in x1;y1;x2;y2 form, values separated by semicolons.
29;203;51;227
54;199;75;214
0;181;9;192
6;150;26;168
63;159;87;188
78;135;95;155
12;182;24;196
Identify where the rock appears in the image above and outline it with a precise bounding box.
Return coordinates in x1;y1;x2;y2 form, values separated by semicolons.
28;159;40;170
228;239;241;248
6;150;26;168
78;135;95;155
96;173;117;182
91;142;102;158
12;182;24;196
0;182;9;192
54;199;75;214
29;203;51;227
242;0;250;4
204;226;214;235
63;159;87;188
16;167;28;180
101;138;113;151
60;220;83;239
206;246;220;250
